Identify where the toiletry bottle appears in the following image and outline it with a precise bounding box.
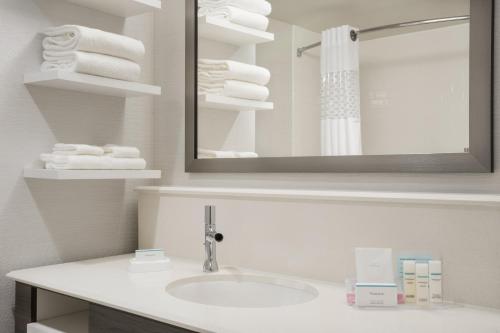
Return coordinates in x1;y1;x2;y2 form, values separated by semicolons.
416;263;430;305
403;260;416;304
429;260;442;304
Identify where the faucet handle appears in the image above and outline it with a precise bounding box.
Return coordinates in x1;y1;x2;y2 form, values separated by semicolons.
214;233;224;242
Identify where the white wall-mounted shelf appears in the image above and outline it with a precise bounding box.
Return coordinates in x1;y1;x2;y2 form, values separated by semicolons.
25;71;161;98
198;16;275;46
63;0;161;17
135;186;500;207
199;94;274;111
24;168;161;180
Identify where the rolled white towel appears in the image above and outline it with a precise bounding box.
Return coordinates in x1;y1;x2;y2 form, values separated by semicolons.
199;80;269;101
103;145;141;158
198;59;270;85
199;0;272;16
43;25;145;63
41;154;146;170
199;6;269;31
41;51;141;82
52;144;104;156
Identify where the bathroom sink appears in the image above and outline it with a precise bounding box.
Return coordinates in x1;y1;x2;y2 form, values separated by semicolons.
166;274;319;308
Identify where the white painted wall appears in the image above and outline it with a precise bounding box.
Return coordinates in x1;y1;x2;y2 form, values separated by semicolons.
360;24;470;155
0;0;156;331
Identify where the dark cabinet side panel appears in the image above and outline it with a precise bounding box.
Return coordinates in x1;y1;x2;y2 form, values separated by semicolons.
89;304;199;333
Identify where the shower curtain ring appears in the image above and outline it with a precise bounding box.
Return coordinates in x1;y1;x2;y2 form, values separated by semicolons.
350;30;358;42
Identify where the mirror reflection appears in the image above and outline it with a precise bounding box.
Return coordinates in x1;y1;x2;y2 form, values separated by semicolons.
197;0;470;159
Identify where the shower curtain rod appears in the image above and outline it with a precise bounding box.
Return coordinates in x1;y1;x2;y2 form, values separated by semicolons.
296;15;470;57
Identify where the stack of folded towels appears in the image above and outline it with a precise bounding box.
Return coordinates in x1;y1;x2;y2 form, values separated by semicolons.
41;144;147;170
198;0;272;31
198;59;271;101
41;25;145;82
198;148;258;159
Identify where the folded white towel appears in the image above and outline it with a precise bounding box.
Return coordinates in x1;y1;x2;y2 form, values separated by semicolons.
199;6;269;31
41;154;146;170
41;51;141;82
103;145;141;158
198;149;237;158
235;152;259;158
198;59;270;85
43;25;145;63
52;144;104;156
199;80;269;101
199;0;272;16
198;149;259;159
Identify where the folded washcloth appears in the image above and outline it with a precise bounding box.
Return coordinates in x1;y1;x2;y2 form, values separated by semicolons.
199;80;269;101
52;144;104;156
235;152;259;158
41;51;141;82
43;25;145;63
198;149;259;159
41;154;146;170
199;6;269;31
198;59;270;85
103;145;141;158
199;0;272;16
198;149;237;158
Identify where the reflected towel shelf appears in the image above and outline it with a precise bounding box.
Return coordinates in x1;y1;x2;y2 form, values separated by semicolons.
199;94;273;111
24;71;161;98
24;168;162;180
61;0;161;17
198;16;274;46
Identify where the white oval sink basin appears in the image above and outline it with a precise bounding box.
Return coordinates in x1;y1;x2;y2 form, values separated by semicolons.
166;274;319;308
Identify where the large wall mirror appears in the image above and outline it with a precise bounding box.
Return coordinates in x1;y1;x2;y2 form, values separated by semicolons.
185;0;493;173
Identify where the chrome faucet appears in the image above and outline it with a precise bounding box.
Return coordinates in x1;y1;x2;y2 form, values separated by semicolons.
203;205;224;273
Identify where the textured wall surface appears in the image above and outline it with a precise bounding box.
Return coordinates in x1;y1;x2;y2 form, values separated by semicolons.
0;0;156;331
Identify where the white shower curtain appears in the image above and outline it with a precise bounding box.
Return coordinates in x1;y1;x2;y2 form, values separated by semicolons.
320;25;362;156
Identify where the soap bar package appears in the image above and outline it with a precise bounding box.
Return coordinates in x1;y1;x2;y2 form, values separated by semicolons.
355;283;398;307
355;248;394;284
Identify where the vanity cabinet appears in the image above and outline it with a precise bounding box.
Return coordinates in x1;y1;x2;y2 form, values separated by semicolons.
14;283;196;333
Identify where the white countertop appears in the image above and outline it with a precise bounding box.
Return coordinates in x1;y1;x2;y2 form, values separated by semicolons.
7;255;500;333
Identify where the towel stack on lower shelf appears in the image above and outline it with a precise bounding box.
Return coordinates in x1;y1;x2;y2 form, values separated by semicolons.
198;0;272;31
41;25;145;82
198;148;258;159
198;59;271;101
40;144;147;170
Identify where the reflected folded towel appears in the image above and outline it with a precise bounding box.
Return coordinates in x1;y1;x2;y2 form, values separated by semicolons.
198;149;258;159
199;6;269;31
41;51;141;82
43;25;145;63
199;80;269;101
41;154;146;170
103;145;141;158
198;0;272;16
235;152;259;158
198;59;270;85
52;144;104;156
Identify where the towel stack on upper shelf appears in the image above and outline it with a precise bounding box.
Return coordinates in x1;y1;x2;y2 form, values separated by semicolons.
40;144;147;170
198;59;271;101
41;25;145;82
198;148;258;159
198;0;272;31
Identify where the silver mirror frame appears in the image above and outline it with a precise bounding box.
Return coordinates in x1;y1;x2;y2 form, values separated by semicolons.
185;0;493;173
